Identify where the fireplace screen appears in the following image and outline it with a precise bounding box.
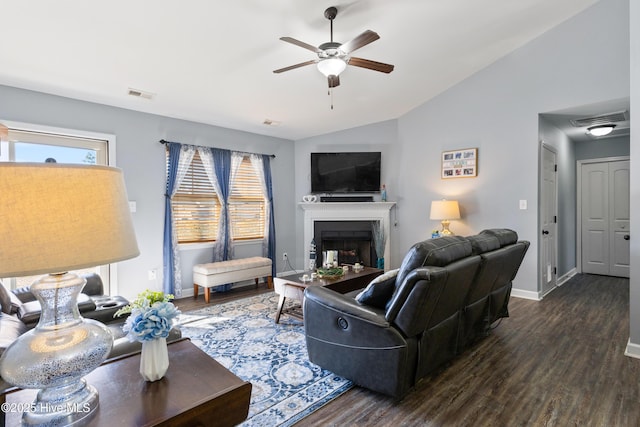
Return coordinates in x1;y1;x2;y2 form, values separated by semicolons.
314;220;378;268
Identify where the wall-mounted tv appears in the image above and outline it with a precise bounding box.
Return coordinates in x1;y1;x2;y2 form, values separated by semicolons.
311;152;381;194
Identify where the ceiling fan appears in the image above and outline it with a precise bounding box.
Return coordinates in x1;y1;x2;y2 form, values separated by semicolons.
273;6;394;91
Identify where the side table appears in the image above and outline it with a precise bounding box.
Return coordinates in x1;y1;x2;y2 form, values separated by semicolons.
3;338;251;427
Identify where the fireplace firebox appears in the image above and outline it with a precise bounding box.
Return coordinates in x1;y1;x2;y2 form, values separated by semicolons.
313;221;377;268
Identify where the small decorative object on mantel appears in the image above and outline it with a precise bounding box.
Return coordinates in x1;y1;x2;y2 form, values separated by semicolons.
441;148;477;179
302;194;318;203
116;290;180;382
381;184;387;202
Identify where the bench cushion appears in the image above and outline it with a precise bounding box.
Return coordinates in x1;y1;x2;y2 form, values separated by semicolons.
193;257;272;275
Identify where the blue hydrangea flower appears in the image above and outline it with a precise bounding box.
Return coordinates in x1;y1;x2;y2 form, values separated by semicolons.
122;300;181;343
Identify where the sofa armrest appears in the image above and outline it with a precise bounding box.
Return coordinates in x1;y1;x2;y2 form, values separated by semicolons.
304;286;407;351
12;286;36;304
304;286;389;327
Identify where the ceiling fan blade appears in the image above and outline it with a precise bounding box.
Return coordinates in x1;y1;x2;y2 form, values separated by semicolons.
280;37;321;53
340;30;380;54
348;57;394;73
273;60;317;74
328;75;340;88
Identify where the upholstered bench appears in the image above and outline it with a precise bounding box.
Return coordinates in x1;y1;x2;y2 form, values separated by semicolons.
193;257;273;303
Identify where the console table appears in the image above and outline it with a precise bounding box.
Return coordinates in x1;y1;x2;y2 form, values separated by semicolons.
4;338;251;427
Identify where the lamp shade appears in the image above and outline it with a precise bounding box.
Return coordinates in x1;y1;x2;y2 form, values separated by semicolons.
430;200;461;220
0;163;139;277
317;57;347;77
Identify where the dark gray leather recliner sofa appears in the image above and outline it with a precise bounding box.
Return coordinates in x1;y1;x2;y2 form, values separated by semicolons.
303;229;529;399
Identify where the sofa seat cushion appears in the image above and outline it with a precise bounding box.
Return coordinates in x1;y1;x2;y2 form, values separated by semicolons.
355;269;399;309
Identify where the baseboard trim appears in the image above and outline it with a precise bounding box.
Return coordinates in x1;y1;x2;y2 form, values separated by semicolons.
277;270;297;277
557;268;577;286
624;339;640;359
511;288;542;301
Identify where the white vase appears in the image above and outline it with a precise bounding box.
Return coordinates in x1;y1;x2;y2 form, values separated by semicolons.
140;337;169;381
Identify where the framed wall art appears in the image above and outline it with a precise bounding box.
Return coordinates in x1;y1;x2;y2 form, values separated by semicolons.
441;148;478;179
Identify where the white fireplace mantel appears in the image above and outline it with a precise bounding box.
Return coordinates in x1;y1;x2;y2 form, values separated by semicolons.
300;202;396;270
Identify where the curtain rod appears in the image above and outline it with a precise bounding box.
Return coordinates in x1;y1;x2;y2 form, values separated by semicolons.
159;139;275;158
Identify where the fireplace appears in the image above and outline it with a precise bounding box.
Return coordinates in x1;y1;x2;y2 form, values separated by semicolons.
314;221;377;268
300;201;395;271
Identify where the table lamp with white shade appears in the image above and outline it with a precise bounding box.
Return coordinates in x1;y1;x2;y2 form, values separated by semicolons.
0;163;139;426
430;199;461;235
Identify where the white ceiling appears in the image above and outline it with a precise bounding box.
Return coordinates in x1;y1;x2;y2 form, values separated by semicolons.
0;0;599;140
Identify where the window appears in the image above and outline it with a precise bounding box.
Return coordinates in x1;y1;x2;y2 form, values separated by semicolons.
171;151;221;243
229;156;265;240
170;152;265;244
0;123;113;291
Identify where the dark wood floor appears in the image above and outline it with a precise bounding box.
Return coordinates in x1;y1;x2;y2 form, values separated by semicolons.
175;274;639;426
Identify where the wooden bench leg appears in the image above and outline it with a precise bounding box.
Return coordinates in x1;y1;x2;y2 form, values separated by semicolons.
255;278;259;288
194;284;199;299
204;287;211;304
267;276;273;290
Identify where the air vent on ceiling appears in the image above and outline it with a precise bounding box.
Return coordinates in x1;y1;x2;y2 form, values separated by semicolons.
570;110;629;127
127;88;155;100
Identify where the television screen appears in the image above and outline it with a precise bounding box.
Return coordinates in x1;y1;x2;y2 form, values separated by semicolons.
311;152;381;193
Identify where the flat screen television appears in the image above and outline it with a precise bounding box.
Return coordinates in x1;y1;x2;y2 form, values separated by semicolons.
311;152;381;193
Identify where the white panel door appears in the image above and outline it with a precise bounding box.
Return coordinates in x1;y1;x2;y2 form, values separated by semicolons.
609;160;630;277
540;145;557;294
580;160;630;278
581;163;609;275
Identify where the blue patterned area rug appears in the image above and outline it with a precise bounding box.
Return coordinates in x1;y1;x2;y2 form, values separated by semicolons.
177;292;352;426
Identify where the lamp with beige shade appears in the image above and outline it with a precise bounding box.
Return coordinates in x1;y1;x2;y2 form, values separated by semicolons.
0;163;139;425
430;199;461;235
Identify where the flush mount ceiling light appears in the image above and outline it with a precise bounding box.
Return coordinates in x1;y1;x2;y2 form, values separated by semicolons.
587;124;616;137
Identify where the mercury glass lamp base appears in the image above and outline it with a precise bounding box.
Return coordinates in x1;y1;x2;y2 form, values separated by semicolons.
0;273;112;426
22;379;99;426
440;220;454;235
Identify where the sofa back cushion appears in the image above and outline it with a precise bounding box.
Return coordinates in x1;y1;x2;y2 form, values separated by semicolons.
0;281;13;315
466;233;501;255
395;236;472;291
480;229;518;247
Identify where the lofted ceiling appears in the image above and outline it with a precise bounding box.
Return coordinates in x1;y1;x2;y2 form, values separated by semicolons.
0;0;600;140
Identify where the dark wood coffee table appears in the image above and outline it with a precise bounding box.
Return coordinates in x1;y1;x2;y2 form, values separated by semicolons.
3;338;251;427
273;266;383;323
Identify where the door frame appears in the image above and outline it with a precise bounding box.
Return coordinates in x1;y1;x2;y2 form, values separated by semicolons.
538;142;558;297
576;155;630;274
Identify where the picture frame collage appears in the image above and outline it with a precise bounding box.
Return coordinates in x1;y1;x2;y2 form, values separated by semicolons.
441;148;478;179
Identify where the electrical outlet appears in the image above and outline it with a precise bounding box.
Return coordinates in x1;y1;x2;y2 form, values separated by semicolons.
282;252;288;261
148;269;157;280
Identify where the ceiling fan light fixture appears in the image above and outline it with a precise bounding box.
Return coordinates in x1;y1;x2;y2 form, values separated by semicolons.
317;58;347;77
587;124;616;137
